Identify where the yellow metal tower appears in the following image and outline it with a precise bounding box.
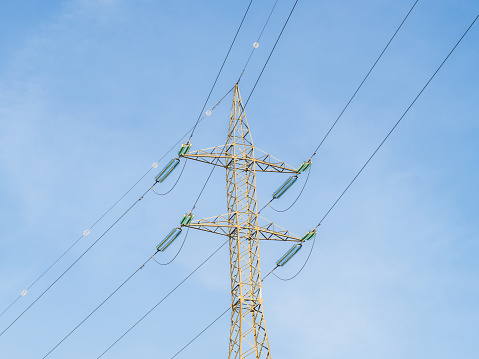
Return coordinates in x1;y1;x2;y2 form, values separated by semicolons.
181;84;302;359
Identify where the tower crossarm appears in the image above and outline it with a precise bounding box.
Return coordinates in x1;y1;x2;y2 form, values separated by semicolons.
181;146;298;174
182;213;302;242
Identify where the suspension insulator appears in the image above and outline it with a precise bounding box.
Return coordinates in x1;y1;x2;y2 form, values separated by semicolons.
178;142;191;157
155;158;180;183
180;213;194;226
157;227;182;252
297;160;312;174
276;244;302;267
301;231;316;242
272;175;298;199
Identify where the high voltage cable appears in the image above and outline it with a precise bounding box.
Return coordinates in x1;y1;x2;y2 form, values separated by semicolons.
245;0;300;107
41;252;160;358
96;240;229;359
0;169;152;320
310;0;420;159
262;0;420;215
274;13;479;281
188;0;254;141
238;0;280;82
0;186;155;338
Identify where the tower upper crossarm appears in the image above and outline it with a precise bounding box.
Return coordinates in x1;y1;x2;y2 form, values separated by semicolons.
181;146;299;174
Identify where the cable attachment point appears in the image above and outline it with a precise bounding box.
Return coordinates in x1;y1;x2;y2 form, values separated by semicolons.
21;290;28;296
253;42;259;48
152;162;158;168
205;110;212;116
83;230;90;236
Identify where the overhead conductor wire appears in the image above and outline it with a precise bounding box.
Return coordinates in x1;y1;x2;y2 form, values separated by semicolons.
188;0;254;140
0;0;252;324
41;253;159;359
96;240;229;359
0;185;156;337
0;168;153;320
267;0;420;213
273;13;479;281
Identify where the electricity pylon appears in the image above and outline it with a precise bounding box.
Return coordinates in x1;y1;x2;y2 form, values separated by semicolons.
181;83;302;359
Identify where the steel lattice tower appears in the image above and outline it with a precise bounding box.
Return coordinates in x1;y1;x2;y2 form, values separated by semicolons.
181;84;302;359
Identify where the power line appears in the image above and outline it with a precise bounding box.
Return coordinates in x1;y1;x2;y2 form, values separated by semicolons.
96;240;229;358
0;186;155;337
259;0;420;216
0;168;152;320
245;0;300;107
274;13;479;281
188;0;254;141
238;0;280;82
310;0;420;159
41;252;159;358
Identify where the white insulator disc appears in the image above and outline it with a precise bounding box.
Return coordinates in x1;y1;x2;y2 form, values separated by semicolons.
152;162;158;168
83;229;90;236
21;290;28;296
206;110;212;116
253;42;259;48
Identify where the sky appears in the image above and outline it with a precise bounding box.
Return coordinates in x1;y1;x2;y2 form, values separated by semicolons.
0;0;478;358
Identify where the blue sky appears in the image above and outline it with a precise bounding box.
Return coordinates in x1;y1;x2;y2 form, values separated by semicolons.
0;0;478;358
